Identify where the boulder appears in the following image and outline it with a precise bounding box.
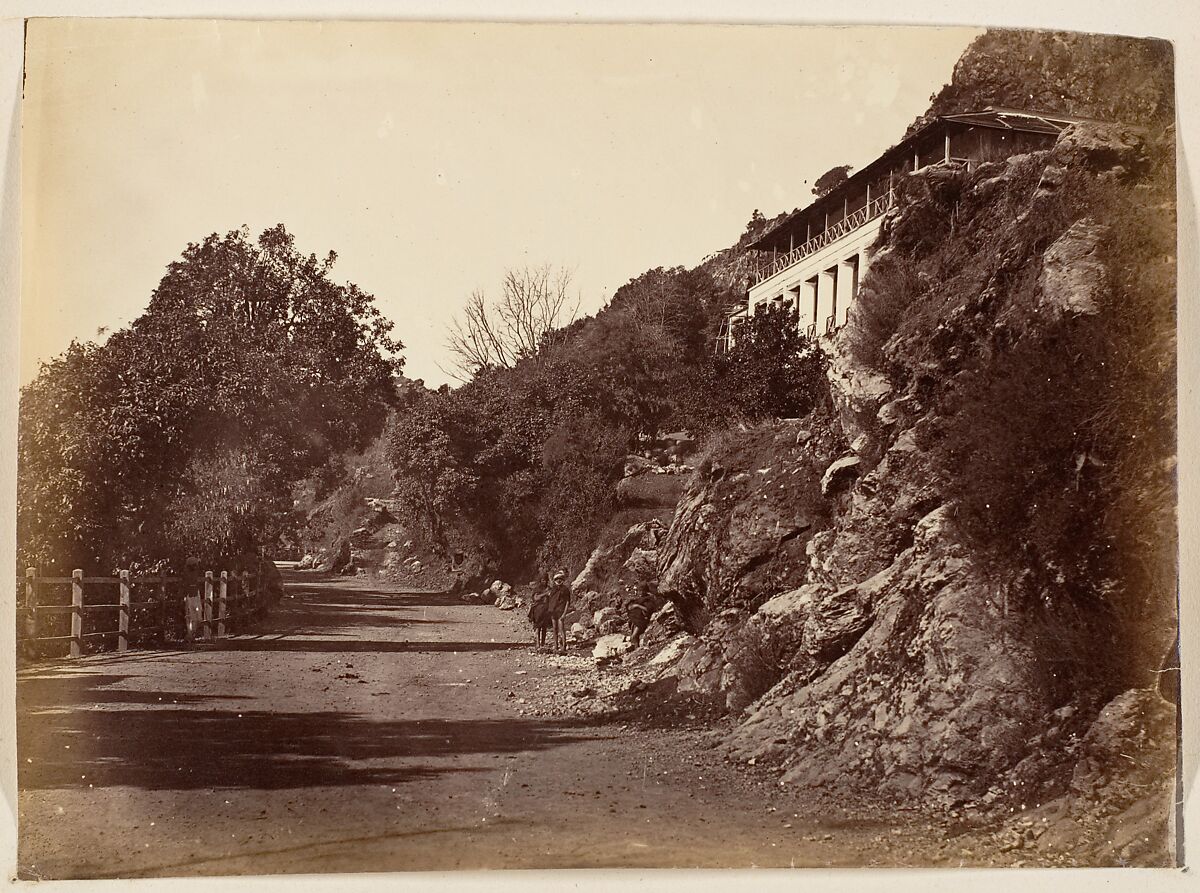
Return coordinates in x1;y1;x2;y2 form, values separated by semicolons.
640;601;685;650
494;595;517;610
1070;688;1175;801
593;606;618;629
820;455;862;496
570;519;666;612
649;633;696;666
1039;219;1108;316
593;634;631;662
825;343;894;446
623;454;655;477
656;421;833;626
256;558;285;604
1053;122;1147;175
725;508;1059;809
322;538;352;574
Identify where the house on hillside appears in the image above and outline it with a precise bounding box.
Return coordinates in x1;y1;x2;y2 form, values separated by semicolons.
719;107;1091;351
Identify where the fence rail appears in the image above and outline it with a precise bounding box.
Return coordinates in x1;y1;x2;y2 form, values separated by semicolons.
751;191;895;287
17;566;263;659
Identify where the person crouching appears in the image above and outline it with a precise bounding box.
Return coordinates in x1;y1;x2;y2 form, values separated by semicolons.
625;582;667;649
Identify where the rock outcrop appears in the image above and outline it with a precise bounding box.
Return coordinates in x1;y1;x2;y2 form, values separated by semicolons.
628;119;1176;845
570;519;666;614
656;422;842;629
1039;219;1108;316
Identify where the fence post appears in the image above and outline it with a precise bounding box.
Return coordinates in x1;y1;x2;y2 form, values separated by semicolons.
218;571;228;638
158;577;168;646
203;571;214;641
118;570;131;652
70;569;83;658
24;567;38;651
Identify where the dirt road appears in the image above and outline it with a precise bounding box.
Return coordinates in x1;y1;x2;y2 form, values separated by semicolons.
17;569;915;878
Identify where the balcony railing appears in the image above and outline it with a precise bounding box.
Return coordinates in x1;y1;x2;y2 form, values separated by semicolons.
751;190;894;287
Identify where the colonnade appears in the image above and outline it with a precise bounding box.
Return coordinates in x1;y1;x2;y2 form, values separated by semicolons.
761;249;865;340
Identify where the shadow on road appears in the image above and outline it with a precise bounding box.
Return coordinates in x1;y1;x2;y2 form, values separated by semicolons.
208;639;526;653
284;585;470;609
20;707;596;792
18;571;557;800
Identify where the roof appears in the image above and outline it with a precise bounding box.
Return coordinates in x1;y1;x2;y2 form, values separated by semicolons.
747;107;1086;253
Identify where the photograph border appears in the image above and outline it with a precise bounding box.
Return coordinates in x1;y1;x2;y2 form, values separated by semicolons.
1;1;1196;890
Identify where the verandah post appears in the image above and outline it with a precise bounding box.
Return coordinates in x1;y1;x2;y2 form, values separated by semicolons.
203;571;214;640
218;571;228;638
70;569;83;658
118;570;131;652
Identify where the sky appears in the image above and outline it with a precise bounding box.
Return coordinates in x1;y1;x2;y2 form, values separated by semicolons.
20;19;980;388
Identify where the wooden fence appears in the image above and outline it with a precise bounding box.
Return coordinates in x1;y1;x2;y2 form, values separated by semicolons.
17;567;263;659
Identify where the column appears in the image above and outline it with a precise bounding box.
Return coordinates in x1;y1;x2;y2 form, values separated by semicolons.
836;255;859;328
785;286;801;326
817;268;837;337
799;278;818;336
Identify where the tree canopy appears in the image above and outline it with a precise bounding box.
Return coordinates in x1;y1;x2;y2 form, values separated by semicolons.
18;224;402;572
389;266;828;579
812;165;853;198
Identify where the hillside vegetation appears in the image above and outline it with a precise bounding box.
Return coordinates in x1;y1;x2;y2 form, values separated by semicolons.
18;225;401;573
367;27;1176;864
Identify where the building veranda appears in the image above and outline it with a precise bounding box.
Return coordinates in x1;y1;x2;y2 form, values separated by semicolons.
720;107;1094;352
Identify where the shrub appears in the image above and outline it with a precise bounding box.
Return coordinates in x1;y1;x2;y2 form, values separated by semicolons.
843;251;925;371
684;303;828;432
723;620;793;711
934;168;1175;689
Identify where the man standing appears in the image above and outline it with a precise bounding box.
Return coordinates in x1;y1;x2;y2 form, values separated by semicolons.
547;569;571;654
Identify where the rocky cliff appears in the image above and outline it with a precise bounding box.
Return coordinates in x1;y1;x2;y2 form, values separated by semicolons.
579;118;1177;865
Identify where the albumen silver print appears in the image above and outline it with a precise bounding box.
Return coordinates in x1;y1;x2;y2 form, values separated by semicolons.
11;15;1180;878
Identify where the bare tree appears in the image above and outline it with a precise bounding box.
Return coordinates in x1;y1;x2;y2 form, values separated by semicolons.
445;265;579;378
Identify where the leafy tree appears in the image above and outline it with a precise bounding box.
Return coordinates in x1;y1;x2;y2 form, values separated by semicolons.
18;224;402;572
387;266;823;582
685;303;828;431
813;164;853;198
743;209;768;236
